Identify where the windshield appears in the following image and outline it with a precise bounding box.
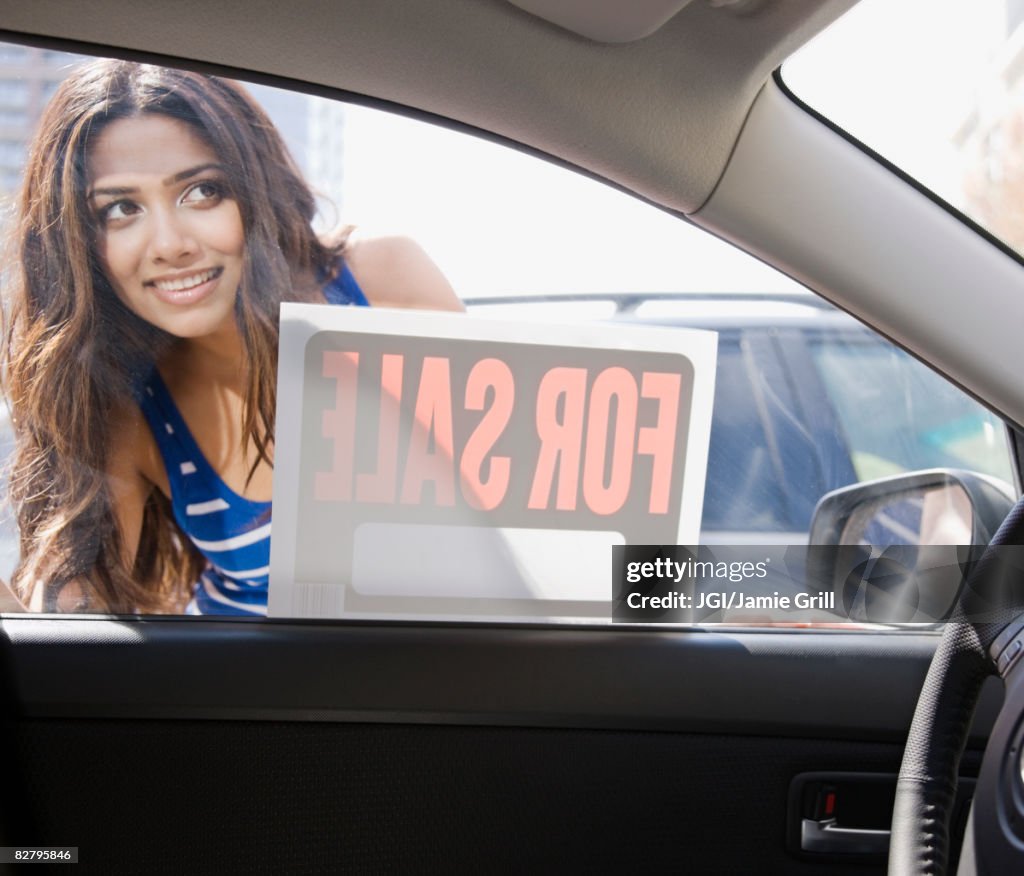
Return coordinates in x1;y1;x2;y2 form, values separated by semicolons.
784;0;1024;257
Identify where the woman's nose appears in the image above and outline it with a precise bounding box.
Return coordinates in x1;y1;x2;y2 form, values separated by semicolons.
149;207;197;262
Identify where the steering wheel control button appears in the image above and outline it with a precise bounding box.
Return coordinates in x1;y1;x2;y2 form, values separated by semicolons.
997;637;1024;676
989;619;1024;663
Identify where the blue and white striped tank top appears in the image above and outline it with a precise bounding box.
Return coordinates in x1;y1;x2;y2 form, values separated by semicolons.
137;263;369;615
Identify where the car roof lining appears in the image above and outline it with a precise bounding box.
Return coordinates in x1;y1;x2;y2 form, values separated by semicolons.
506;0;697;44
1;0;858;215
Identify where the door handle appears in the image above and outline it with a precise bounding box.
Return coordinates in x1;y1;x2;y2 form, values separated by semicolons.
800;818;890;855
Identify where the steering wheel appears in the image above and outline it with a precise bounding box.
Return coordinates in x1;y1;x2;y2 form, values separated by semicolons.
888;499;1024;874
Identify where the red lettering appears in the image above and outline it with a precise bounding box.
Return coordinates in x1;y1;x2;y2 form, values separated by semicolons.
400;356;456;506
582;367;637;515
314;349;682;519
638;371;681;514
461;358;514;511
528;367;587;511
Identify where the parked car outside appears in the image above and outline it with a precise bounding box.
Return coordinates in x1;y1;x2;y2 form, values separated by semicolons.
467;291;1015;542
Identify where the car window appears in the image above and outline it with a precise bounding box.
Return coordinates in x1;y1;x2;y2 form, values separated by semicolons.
701;336;791;534
0;39;1016;626
809;336;1014;484
784;0;1024;264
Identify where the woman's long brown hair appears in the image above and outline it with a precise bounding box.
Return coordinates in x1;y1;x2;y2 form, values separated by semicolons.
3;60;345;612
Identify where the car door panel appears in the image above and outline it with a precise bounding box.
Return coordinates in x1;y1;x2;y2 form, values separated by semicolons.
0;620;1001;873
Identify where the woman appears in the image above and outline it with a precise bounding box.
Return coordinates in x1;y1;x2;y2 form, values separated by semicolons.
3;59;462;614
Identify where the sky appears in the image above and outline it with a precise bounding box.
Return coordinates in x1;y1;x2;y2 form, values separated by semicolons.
337;103;808;298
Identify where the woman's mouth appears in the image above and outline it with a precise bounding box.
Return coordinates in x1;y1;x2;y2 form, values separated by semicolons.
147;267;224;303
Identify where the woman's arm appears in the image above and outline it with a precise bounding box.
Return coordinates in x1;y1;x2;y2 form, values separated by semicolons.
107;404;163;569
344;234;464;312
31;404;160;612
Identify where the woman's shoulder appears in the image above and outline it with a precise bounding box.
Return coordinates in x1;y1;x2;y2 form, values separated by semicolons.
342;232;464;312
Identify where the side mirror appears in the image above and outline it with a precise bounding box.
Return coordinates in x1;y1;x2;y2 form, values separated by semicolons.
807;469;1016;623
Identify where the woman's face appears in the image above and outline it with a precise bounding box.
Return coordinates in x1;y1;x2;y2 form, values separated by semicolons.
87;113;245;341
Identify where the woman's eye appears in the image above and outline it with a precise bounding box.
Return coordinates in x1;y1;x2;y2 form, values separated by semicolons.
98;200;141;224
181;181;224;206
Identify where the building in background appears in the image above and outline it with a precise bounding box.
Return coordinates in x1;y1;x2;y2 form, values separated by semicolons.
306;93;348;229
247;81;348;229
0;44;86;198
954;0;1024;253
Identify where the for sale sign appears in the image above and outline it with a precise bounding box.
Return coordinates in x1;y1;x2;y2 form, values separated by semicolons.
269;305;717;620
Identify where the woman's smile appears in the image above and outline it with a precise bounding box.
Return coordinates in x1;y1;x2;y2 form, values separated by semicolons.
87;114;245;340
147;266;225;303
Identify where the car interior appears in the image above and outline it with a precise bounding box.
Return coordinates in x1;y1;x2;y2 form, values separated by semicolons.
3;0;1024;873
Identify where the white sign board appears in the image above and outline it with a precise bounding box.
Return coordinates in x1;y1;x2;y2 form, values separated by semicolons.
269;305;717;620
